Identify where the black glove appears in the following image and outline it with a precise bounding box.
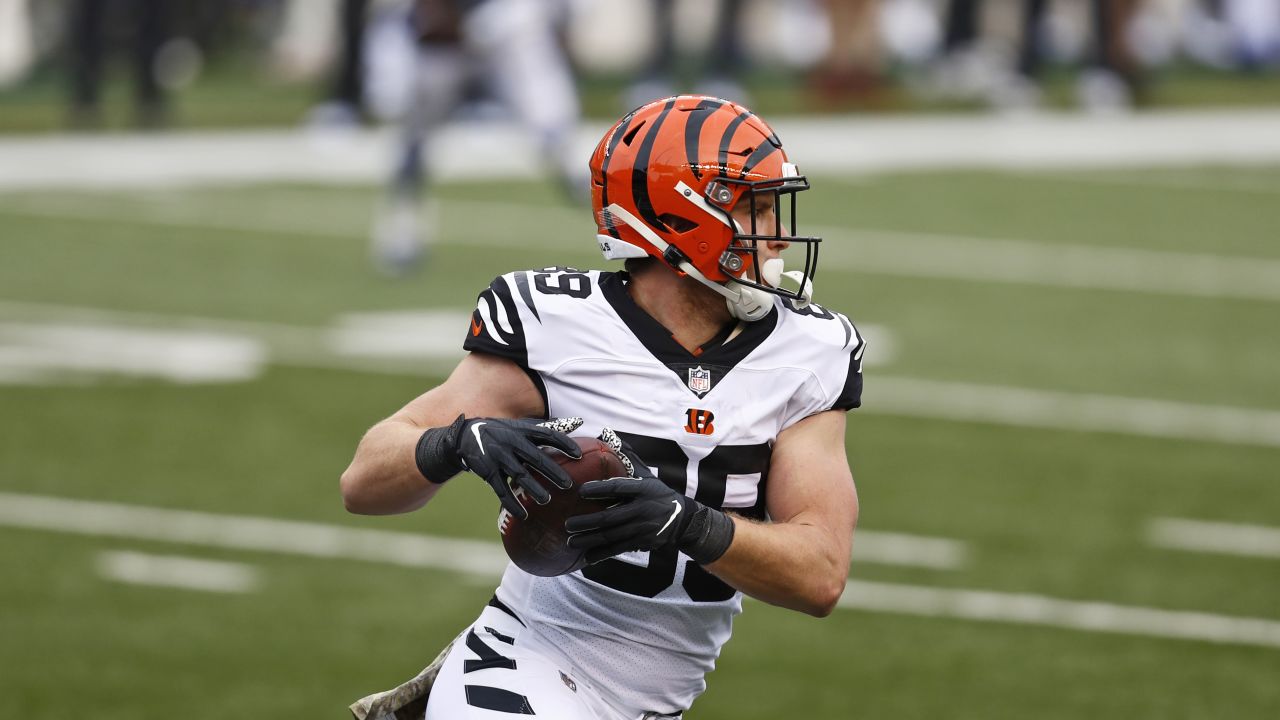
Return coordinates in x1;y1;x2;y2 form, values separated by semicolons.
416;415;583;520
564;432;735;566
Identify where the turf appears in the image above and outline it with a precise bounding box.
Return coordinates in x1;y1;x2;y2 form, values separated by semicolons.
1;167;1278;718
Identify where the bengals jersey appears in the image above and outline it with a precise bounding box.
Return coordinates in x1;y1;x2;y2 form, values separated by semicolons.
462;267;864;716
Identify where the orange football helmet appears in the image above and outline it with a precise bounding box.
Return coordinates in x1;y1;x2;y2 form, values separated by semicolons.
589;95;820;322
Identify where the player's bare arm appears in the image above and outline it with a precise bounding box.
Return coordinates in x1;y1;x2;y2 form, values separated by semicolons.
339;352;551;516
703;410;858;617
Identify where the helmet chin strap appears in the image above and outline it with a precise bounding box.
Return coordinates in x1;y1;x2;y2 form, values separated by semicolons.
604;203;790;322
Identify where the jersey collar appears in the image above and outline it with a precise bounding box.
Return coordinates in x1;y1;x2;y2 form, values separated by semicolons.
599;272;777;397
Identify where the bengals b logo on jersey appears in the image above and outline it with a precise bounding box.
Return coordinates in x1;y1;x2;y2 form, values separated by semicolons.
684;408;715;435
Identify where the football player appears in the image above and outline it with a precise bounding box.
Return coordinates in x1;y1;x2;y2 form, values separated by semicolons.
369;0;584;274
342;95;864;719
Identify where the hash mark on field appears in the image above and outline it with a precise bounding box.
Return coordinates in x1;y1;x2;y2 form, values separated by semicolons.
97;550;261;593
1147;518;1280;560
838;580;1280;650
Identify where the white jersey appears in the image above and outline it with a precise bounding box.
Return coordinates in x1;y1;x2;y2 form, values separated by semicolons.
462;267;865;716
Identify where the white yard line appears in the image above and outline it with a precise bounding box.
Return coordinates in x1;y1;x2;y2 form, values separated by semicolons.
96;550;261;593
0;301;894;378
871;377;1280;449
0;300;466;378
4;492;1275;649
0;491;510;576
3;109;1280;191
0;492;960;572
3;300;1279;448
5;194;1278;302
811;225;1280;303
1147;518;1280;560
838;580;1280;650
1010;169;1280;196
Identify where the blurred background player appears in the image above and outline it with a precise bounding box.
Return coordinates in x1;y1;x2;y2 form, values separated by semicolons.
625;0;751;108
307;0;371;130
933;0;1143;112
369;0;585;275
66;0;172;129
810;0;885;108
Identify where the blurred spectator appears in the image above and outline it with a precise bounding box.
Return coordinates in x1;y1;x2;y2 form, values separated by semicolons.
932;0;1143;113
371;0;584;275
1020;0;1143;112
1220;0;1280;69
624;0;751;108
67;0;172;129
308;0;371;129
0;0;35;88
810;0;885;108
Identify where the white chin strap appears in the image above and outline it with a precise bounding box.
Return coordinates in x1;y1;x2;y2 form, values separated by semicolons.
602;204;813;322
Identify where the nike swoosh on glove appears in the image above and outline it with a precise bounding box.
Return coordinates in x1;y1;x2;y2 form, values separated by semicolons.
564;430;735;566
453;416;583;520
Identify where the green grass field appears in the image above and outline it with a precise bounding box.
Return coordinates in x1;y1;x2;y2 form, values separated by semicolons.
2;166;1279;719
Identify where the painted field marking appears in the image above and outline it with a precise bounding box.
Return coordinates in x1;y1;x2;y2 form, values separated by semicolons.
853;531;967;570
3;109;1280;191
2;301;1277;449
1147;518;1280;560
838;580;1280;650
96;550;261;594
871;376;1280;449
4;192;1277;303
0;492;960;573
0;301;894;383
0;321;265;384
4;493;1275;649
0;492;510;577
809;224;1280;303
1010;169;1280;196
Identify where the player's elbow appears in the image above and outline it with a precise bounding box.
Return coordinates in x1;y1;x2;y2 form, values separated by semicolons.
807;575;847;618
339;466;378;515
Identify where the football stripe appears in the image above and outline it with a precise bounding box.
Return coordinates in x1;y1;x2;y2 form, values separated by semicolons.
631;98;678;232
464;685;535;715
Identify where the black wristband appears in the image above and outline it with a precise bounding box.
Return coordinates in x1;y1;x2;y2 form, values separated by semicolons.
682;506;736;565
414;414;467;484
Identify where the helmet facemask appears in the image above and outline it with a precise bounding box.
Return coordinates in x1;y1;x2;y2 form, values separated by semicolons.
707;172;819;310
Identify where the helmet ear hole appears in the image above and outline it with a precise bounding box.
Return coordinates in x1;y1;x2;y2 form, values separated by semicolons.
657;213;698;233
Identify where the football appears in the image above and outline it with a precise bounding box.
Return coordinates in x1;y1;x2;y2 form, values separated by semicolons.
498;436;626;577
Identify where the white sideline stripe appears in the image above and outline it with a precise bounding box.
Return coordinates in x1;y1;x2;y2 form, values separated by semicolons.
871;377;1280;449
838;580;1280;650
6;492;1279;649
0;492;958;572
96;550;261;594
1147;518;1280;560
5;194;1279;303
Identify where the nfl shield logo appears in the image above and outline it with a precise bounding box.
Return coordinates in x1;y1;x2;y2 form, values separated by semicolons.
688;366;711;395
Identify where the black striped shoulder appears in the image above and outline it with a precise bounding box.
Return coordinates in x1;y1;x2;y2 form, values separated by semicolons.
463;273;531;367
780;299;866;411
